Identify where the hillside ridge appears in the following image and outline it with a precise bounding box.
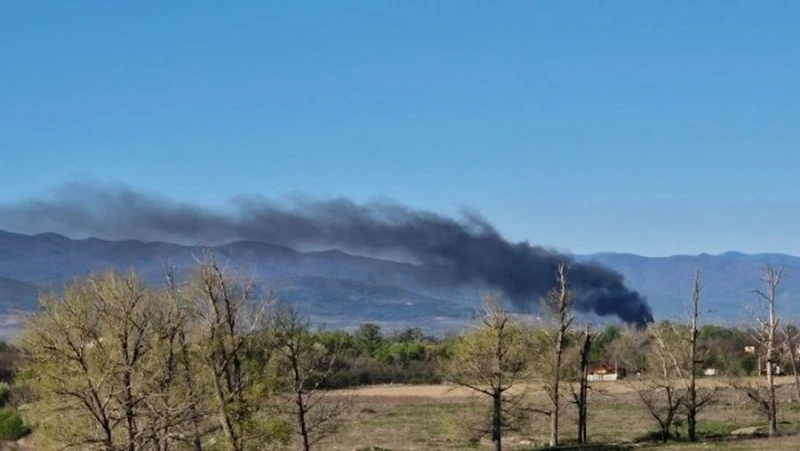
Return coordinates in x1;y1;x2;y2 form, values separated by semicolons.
2;229;799;330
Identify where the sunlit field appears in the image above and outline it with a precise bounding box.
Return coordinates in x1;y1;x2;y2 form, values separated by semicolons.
318;377;800;450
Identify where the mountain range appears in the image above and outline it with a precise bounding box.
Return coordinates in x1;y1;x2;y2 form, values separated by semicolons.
0;229;798;338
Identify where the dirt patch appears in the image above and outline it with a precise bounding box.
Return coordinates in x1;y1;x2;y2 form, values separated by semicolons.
337;384;477;398
731;426;761;436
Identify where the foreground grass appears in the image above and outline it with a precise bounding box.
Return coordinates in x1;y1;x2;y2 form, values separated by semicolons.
318;378;800;450
648;434;800;450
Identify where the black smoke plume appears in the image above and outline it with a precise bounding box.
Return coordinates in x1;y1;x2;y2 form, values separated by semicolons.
0;183;654;326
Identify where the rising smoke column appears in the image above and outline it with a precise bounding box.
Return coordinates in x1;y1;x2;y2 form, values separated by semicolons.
0;182;654;325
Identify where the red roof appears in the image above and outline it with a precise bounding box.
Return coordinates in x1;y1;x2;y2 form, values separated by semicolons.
587;363;623;374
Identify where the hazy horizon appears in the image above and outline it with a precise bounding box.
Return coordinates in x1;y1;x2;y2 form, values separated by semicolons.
0;222;796;260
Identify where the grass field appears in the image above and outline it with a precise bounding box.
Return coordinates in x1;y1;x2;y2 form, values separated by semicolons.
318;377;800;450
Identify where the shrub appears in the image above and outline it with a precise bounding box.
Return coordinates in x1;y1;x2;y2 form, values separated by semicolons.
0;407;28;441
321;358;441;388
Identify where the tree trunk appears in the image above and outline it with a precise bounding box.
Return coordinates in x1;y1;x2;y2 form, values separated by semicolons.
577;328;592;444
121;324;138;451
661;393;679;444
297;391;310;451
124;369;137;451
292;352;311;451
550;328;563;447
767;271;778;437
767;362;777;436
548;264;571;448
210;365;241;451
492;393;502;451
103;423;114;451
687;270;700;442
181;335;203;451
492;306;504;451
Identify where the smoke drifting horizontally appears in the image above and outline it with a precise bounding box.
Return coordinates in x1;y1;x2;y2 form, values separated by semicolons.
0;183;654;326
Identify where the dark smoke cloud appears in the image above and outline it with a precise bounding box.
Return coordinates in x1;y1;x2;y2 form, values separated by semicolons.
0;183;654;325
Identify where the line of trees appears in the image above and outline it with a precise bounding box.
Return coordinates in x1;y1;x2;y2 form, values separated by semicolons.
440;265;797;449
16;261;353;451
5;261;799;450
9;259;455;450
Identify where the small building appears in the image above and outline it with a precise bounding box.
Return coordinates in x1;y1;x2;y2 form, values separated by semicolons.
744;345;756;354
587;362;626;381
703;368;718;377
759;360;784;376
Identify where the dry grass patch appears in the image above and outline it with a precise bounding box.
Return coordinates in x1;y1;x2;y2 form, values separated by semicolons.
318;379;800;450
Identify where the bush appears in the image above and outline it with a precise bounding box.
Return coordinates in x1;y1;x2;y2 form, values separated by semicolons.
0;407;28;441
321;358;441;388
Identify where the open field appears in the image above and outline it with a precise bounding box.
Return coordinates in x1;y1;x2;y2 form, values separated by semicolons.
333;376;757;398
319;377;800;450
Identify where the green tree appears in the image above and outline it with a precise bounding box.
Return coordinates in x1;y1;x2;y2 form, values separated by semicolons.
183;260;280;451
440;293;530;451
589;325;620;361
354;323;383;358
396;327;425;343
272;305;349;450
19;263;288;451
19;271;198;450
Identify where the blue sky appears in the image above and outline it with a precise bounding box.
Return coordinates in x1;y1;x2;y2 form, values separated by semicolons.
2;1;799;256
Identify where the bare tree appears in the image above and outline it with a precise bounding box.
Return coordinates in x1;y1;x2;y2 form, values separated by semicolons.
727;266;785;437
539;264;574;447
440;293;530;451
623;325;686;443
746;265;784;436
272;305;350;450
676;270;718;442
685;270;702;441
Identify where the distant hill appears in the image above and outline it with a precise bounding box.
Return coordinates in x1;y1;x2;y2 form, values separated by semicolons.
0;277;37;310
1;229;798;335
578;252;800;323
0;230;475;334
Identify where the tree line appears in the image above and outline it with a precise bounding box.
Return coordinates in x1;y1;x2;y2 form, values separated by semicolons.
442;265;797;450
2;261;798;450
